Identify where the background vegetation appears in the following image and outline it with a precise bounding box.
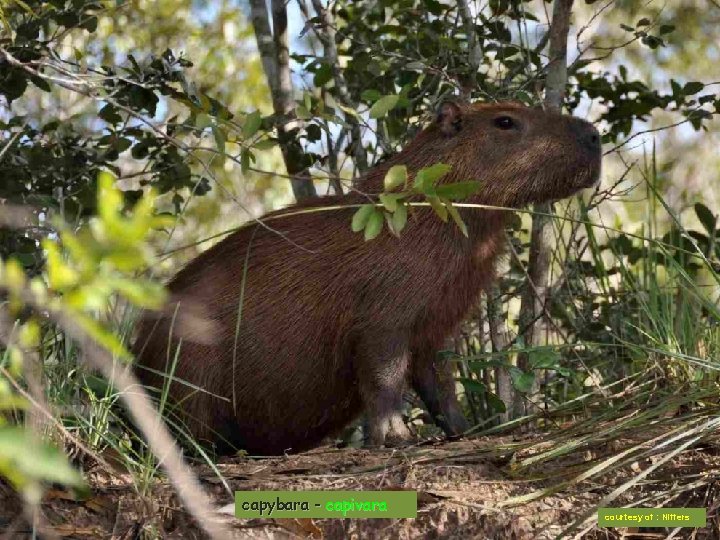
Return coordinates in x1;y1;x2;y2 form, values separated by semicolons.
1;0;719;537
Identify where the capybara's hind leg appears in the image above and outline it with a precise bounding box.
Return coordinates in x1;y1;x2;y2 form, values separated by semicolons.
411;348;469;437
356;334;413;447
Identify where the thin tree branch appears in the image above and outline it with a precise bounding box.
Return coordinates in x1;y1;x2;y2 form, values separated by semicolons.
486;286;513;423
271;0;294;116
457;0;482;99
248;0;279;96
544;0;574;113
306;0;369;174
515;0;574;418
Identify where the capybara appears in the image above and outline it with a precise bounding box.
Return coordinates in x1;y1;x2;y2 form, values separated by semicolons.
133;101;601;455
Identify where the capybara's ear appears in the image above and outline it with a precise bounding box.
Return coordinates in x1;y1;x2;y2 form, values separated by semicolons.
436;100;463;136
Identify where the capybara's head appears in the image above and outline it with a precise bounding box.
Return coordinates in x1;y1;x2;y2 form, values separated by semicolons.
411;101;602;206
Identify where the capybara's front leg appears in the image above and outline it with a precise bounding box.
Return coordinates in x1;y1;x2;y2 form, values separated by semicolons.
357;335;413;447
411;348;469;437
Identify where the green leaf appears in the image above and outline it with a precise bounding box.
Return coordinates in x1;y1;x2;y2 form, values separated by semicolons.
458;377;486;395
555;367;573;378
74;313;131;360
0;427;85;503
240;149;254;173
212;126;226;155
659;24;675;34
529;347;562;370
383;211;398;237
378;194;396;213
7;346;22;377
384;165;407;191
253;139;276;150
29;75;51;93
485;391;507;414
2;258;26;290
510;369;535;393
392;203;408;234
445;200;468;236
683;82;704;96
369;94;399;119
361;89;381;102
18;320;39;348
0;395;29;411
64;279;112;311
296;104;311;120
428;196;448;222
242;111;262;138
695;203;716;234
98;104;122;125
305;124;322;142
314;63;333;87
364;210;384;241
335;101;360;118
351;204;375;232
194;112;212;130
44;241;79;291
81;15;98;32
434;181;481;200
108;277;167;310
96;171;123;224
379;193;405;212
414;163;452;193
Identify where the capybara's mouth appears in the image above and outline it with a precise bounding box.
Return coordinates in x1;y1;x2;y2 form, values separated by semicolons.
579;158;602;190
581;174;601;189
560;169;600;199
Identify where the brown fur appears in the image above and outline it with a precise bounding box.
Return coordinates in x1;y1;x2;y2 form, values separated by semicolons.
133;101;601;455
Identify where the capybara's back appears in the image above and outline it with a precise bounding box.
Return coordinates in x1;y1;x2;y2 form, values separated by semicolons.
134;101;601;455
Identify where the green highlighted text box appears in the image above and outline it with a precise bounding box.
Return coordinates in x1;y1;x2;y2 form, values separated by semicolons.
235;490;417;519
599;508;706;528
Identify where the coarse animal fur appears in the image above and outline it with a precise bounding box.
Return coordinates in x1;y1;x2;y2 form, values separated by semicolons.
133;101;602;455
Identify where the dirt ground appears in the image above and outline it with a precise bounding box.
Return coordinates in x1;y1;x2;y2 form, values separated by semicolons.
1;436;719;539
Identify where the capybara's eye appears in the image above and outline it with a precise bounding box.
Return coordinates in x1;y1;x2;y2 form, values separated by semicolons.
493;116;515;130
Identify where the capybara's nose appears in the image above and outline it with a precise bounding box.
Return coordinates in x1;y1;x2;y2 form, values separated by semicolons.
571;119;601;153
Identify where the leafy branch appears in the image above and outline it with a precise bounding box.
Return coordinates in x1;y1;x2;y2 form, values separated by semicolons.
351;164;481;240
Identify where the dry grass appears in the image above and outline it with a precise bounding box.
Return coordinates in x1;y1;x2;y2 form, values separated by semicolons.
2;433;718;539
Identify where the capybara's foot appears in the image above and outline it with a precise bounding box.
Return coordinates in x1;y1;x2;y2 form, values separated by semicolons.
440;412;470;438
365;413;414;448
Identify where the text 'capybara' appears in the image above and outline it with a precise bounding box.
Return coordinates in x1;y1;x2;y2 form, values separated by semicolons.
133;101;602;455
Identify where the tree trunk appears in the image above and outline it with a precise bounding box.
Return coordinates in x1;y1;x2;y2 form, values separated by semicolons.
457;0;482;99
487;285;512;423
248;0;317;201
514;0;574;418
309;0;368;175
